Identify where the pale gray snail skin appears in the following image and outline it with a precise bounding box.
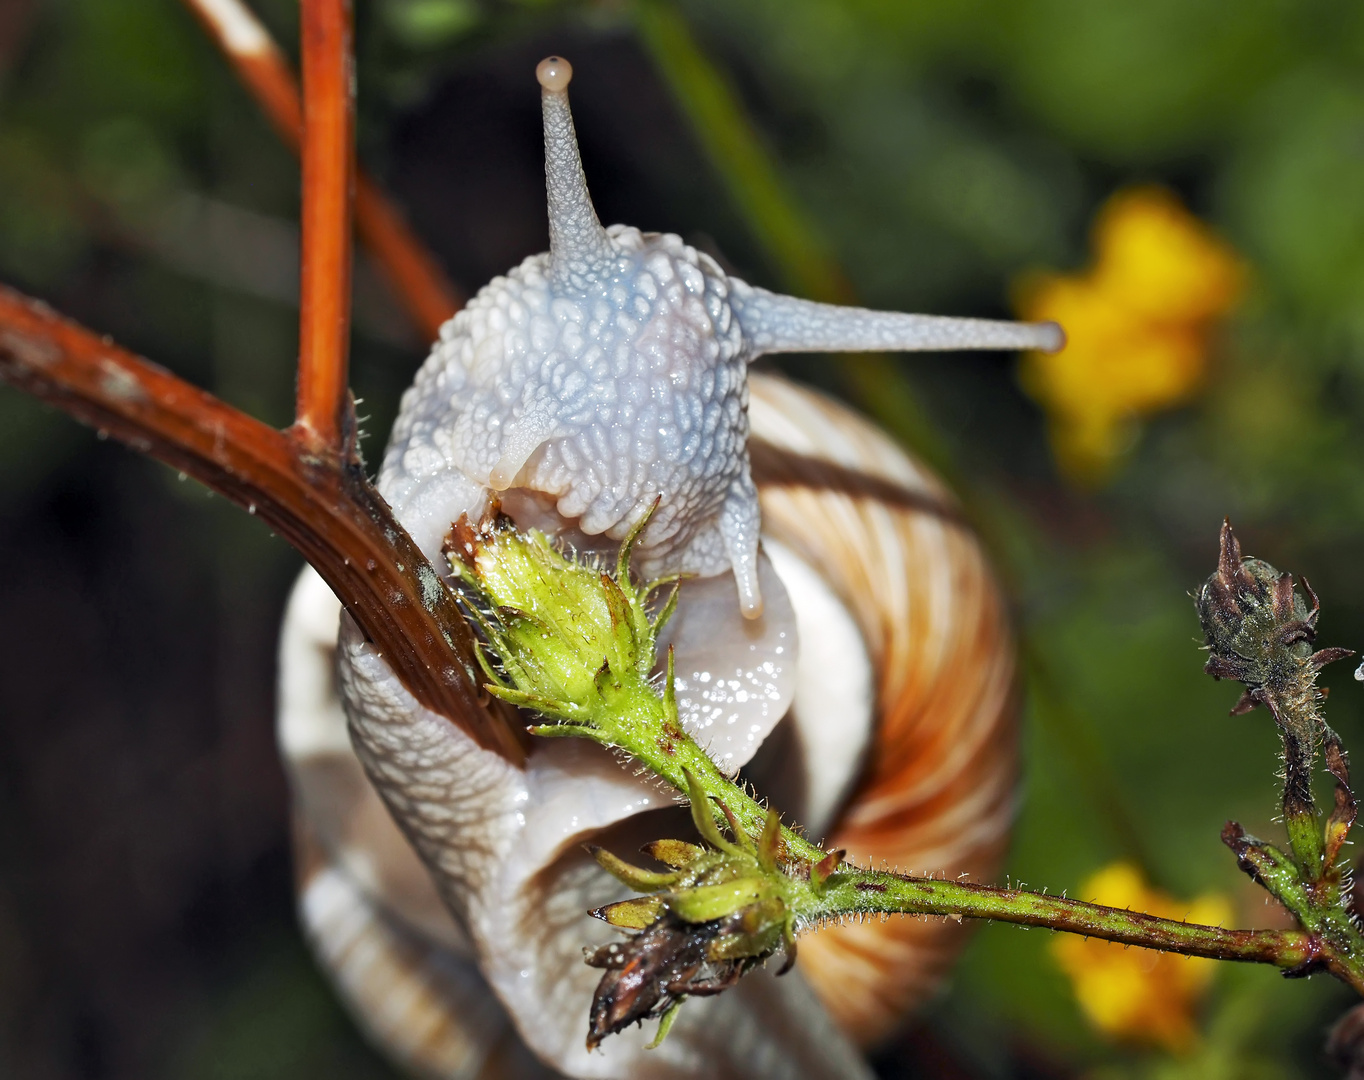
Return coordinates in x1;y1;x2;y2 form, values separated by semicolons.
380;54;1061;620
277;55;1055;1080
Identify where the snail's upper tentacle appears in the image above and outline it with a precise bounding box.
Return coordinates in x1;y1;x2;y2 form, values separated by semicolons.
381;57;1059;622
538;56;617;291
729;281;1065;356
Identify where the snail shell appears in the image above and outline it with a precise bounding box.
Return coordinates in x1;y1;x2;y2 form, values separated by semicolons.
277;56;1038;1079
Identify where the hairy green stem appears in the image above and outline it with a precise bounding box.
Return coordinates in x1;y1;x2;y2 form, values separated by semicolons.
576;658;1318;971
450;513;1353;981
447;512;1364;1050
807;870;1313;966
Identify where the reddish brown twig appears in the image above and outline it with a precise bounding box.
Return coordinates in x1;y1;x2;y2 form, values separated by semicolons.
0;2;518;760
296;0;354;451
0;287;523;763
181;0;462;340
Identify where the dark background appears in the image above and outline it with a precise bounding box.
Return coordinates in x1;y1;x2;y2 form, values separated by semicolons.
3;1;1364;1077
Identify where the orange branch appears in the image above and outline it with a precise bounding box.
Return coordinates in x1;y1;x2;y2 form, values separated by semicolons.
296;0;353;451
181;0;461;341
0;286;524;764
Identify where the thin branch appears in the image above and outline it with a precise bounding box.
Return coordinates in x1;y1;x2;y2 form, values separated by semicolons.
0;286;525;764
296;0;353;450
181;0;462;341
811;870;1317;969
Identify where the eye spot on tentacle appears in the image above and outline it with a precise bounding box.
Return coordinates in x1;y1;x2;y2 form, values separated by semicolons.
536;56;572;92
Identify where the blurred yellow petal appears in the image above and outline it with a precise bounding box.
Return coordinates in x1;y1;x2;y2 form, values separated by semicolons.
1052;862;1234;1055
1093;187;1244;325
1015;186;1244;485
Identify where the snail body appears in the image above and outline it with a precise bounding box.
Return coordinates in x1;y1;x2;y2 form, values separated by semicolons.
278;56;1054;1079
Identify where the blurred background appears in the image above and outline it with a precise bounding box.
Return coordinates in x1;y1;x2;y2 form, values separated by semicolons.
2;0;1364;1076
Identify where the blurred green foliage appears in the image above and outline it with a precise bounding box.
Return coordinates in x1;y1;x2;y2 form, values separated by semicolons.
5;0;1364;1077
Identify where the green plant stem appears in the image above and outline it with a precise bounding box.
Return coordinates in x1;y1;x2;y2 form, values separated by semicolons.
565;623;1335;976
458;516;1364;993
807;870;1314;966
616;711;1317;972
1285;803;1326;881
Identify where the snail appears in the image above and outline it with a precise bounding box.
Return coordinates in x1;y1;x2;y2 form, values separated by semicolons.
278;55;1058;1079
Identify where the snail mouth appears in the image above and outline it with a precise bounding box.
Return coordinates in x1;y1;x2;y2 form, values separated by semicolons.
459;488;808;780
496;487;620;561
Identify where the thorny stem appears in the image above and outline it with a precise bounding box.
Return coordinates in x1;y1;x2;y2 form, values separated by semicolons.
180;0;462;340
807;873;1311;965
601;689;1317;970
0;4;518;763
0;5;518;750
0;0;522;760
626;729;1320;966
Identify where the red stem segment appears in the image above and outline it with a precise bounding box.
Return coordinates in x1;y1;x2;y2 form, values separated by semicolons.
296;0;354;451
0;287;524;764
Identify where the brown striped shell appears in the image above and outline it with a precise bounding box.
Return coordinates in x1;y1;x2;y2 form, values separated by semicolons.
277;372;1016;1075
748;376;1016;1047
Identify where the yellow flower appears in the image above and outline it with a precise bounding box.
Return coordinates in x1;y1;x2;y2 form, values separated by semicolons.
1016;187;1243;485
1051;862;1234;1054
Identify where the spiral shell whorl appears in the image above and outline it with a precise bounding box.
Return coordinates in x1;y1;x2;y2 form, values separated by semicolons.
748;376;1017;1046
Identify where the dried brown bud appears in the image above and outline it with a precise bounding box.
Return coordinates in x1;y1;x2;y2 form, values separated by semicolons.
585;909;758;1049
1195;521;1352;747
1199;520;1356;878
1196;519;1317;689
